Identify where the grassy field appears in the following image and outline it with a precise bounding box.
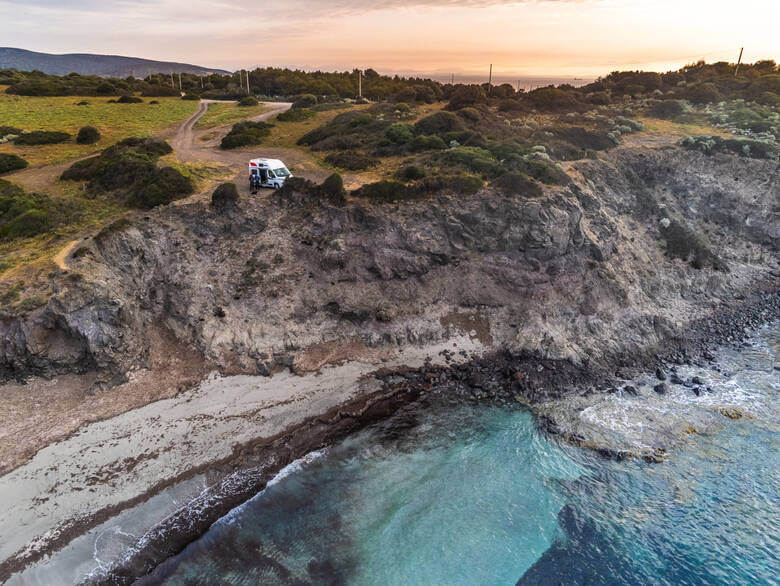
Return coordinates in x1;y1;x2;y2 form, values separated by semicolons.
195;101;268;129
0;93;199;166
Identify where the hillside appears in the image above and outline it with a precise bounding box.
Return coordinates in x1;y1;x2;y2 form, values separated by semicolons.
0;47;230;77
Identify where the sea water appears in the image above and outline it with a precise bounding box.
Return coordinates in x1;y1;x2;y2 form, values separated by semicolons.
145;324;779;585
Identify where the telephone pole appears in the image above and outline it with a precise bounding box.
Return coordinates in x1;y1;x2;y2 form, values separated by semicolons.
451;73;454;85
358;69;362;98
178;72;182;91
488;64;492;95
734;47;744;77
170;73;174;89
246;70;251;95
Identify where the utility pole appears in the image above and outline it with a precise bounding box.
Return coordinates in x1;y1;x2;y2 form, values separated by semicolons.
178;72;182;91
734;47;744;77
451;73;454;85
200;75;203;89
358;69;362;98
170;73;174;89
246;70;251;95
488;64;492;95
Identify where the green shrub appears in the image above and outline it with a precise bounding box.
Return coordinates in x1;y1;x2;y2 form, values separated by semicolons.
0;126;23;137
220;121;273;149
410;135;447;152
492;172;543;197
182;93;201;101
141;86;180;97
277;108;315;122
76;126;100;145
680;135;778;160
352;180;407;202
397;165;426;180
439;146;503;178
549;126;615;150
410;174;482;196
446;85;487;110
14;131;71;145
660;218;725;270
456;107;481;122
116;95;143;104
385;122;415;144
319;173;346;205
647;99;690;119
238;96;259;106
0;208;51;239
414;111;466;135
211;182;239;211
498;99;524;112
395;102;411;113
324;150;378;170
292;94;317;109
0;154;29;174
60;137;192;209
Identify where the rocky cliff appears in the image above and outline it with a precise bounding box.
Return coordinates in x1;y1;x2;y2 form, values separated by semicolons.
1;146;778;383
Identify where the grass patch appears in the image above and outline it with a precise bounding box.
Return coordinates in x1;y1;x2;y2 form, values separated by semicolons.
0;94;199;166
195;101;268;129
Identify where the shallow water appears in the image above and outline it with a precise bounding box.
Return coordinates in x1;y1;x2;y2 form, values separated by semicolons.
146;323;779;585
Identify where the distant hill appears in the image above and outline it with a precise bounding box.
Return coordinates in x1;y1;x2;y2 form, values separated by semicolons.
0;48;231;77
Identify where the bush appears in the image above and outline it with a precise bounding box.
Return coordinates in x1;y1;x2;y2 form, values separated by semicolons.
182;93;201;101
385;122;415;144
647;99;690;119
446;85;487;110
397;165;426;180
456;107;481;122
76;126;101;145
352;180;407;202
141;86;180;97
410;174;482;196
660;218;724;270
0;153;29;174
277;108;315;122
414;111;466;135
292;94;317;109
680;135;778;160
498;99;524;112
211;182;239;211
76;100;89;106
395;102;411;114
410;135;447;152
14;131;70;145
319;173;346;205
61;137;192;209
492;172;543;197
439;146;503;178
324;150;378;170
0;208;51;239
506;157;569;184
0;126;23;137
238;96;259;106
116;95;143;104
220;121;273;149
549;126;615;150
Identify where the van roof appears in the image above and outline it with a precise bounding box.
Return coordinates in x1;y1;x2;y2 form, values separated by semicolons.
249;158;285;168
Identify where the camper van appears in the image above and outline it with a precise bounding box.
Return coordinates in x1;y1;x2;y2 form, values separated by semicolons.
248;158;292;190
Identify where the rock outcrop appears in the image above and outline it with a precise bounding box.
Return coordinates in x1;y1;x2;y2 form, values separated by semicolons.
1;146;778;382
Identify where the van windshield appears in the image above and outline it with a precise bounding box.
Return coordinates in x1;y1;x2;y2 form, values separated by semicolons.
273;167;291;177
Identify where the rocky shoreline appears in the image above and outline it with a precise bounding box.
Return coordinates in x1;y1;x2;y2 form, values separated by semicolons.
74;283;778;585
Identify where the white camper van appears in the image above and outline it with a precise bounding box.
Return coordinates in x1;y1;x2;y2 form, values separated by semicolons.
248;158;292;190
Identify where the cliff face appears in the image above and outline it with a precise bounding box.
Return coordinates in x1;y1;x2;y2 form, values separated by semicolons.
1;146;778;382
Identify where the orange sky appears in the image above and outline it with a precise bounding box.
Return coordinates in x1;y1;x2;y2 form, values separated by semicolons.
2;1;778;76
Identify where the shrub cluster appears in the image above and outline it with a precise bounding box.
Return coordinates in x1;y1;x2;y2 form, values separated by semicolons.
680;135;778;160
220;121;274;149
182;93;201;101
115;95;143;104
492;172;543;197
211;182;239;212
0;153;29;174
277;108;315;122
324;150;378;170
14;131;71;145
76;126;101;145
274;174;346;207
660;218;725;270
0;179;81;240
352;174;483;202
61;137;193;209
238;96;259;107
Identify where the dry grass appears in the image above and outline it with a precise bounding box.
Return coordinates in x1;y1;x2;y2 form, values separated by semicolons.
0;93;198;166
637;115;732;138
194;101;268;129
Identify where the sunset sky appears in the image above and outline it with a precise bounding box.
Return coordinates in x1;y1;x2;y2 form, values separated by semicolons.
1;0;777;78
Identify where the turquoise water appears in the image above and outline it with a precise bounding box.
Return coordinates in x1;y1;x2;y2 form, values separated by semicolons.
146;325;779;585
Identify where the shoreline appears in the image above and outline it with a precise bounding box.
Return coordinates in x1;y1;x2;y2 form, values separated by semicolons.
4;282;775;584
